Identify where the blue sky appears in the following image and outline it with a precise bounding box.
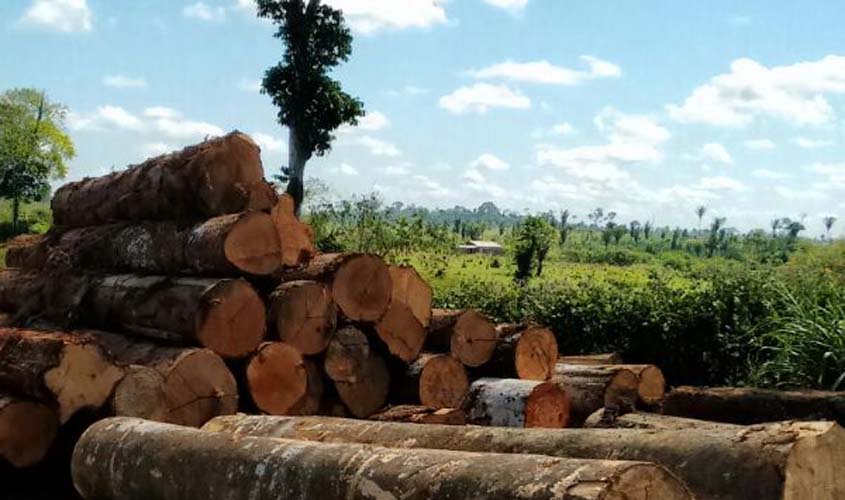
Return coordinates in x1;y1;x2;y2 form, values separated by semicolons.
3;0;845;234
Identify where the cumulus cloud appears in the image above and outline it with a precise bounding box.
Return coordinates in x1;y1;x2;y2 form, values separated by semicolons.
482;0;529;12
794;137;833;149
774;186;829;200
103;75;147;89
695;176;748;192
354;111;391;131
471;153;510;171
752;169;792;180
144;107;223;139
469;56;621;85
69;104;224;142
668;56;845;127
323;0;447;34
745;139;776;150
339;163;359;176
68;106;145;131
140;142;173;157
439;83;531;114
686;143;734;164
183;2;226;22
252;133;286;153
19;0;93;32
357;136;401;157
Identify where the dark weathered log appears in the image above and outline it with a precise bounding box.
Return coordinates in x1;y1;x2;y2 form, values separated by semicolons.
4;234;48;269
663;385;845;425
206;415;845;500
77;417;693;500
558;352;623;365
585;409;744;433
394;353;469;409
268;281;336;355
425;309;497;367
334;351;390;419
52;131;277;227
370;405;466;425
0;394;58;468
387;265;432;327
0;269;43;314
271;194;316;268
463;378;570;428
246;342;323;416
279;253;391;322
373;299;425;362
475;324;557;380
0;328;124;423
554;364;639;424
323;326;370;383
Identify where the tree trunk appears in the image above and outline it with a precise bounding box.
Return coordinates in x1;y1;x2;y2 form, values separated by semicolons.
463;378;570;428
323;326;370;383
246;342;323;416
374;299;425;362
286;127;308;216
425;309;498;367
558;353;623;365
370;405;466;425
52;132;277;227
0;393;58;468
475;324;557;380
663;386;845;425
334;350;390;418
388;265;432;327
271;193;316;267
278;253;392;322
393;353;469;409
0;328;124;423
11;196;20;232
205;415;845;500
77;417;693;500
268;280;336;355
5;211;285;276
553;364;639;424
584;409;744;433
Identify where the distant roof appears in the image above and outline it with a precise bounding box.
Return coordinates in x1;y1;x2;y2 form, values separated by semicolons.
468;240;503;248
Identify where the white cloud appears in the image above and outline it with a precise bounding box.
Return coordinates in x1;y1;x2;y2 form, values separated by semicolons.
530;176;593;201
380;163;411;176
794;137;834;149
696;176;748;192
471;153;510;171
252;133;286;153
550;122;577;136
355;111;390;131
439;83;531;114
774;186;829;200
103;75;147;89
463;168;486;183
594;107;671;147
668;56;845;127
140;142;173;157
144;107;223;139
482;0;528;12
357;136;401;157
469;56;621;85
745;139;776;150
238;78;262;93
19;0;92;32
808;163;845;189
323;0;448;34
413;174;451;198
183;2;226;22
68;106;145;132
752;169;792;180
70;104;224;143
339;163;359;176
690;143;733;164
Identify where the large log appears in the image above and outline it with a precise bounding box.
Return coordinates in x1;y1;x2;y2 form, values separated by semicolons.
476;324;557;380
246;342;323;416
558;352;623;365
554;364;639;424
0;328;124;422
585;409;744;433
0;394;58;468
334;351;390;418
5;212;284;276
463;378;570;428
268;281;336;355
373;299;426;362
279;253;391;322
394;353;469;409
52;131;277;227
205;415;845;500
271;194;316;267
663;385;845;425
387;265;432;327
75;417;693;500
370;405;466;425
323;326;370;383
425;309;497;367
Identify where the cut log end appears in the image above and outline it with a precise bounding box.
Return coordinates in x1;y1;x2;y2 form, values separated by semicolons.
196;279;266;359
332;254;392;322
271;194;316;268
200;132;275;215
784;422;845;500
514;326;558;381
222;211;283;275
388;266;433;328
44;342;125;423
335;353;390;418
524;382;570;428
450;310;497;368
375;300;426;363
603;463;694;500
246;343;323;416
636;365;666;405
270;281;337;355
418;354;469;409
0;396;58;468
324;326;370;383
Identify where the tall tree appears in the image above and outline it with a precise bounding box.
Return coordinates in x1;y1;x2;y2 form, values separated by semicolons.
257;0;365;214
823;216;837;241
695;206;706;231
0;88;73;229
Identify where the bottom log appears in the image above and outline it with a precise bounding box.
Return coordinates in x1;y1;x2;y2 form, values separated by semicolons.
0;394;58;468
334;351;390;418
246;343;323;416
371;406;466;426
585;409;743;433
463;378;570;428
74;417;693;500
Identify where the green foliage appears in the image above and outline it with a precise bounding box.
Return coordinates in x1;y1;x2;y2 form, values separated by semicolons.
513;216;556;280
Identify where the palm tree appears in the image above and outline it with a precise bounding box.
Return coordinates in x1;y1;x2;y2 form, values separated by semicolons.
770;218;781;238
695;206;707;231
823;216;837;241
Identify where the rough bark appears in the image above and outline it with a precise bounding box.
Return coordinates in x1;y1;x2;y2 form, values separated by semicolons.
334;351;390;418
279;253;392;322
0;328;124;423
205;415;845;500
554;364;639;424
271;194;316;267
463;378;570;428
476;324;557;381
77;417;693;500
370;405;466;425
246;342;323;416
584;409;744;433
394;353;469;409
323;326;370;383
5;212;284;276
0;394;58;468
373;299;425;363
52;131;277;227
663;385;845;425
558;353;623;365
425;309;497;368
0;269;44;314
388;265;432;328
268;281;336;355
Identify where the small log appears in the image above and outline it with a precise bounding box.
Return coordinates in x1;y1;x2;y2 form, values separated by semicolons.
52;131;277;227
246;342;323;416
371;406;466;425
75;417;693;500
476;324;557;380
268;281;336;355
279;253;391;322
663;386;845;425
373;299;425;362
271;194;316;267
614;364;666;406
394;353;469;409
0;328;124;423
0;394;58;468
558;352;623;365
584;409;744;432
334;351;390;418
388;265;432;327
205;415;845;500
425;309;497;367
554;364;639;424
323;326;370;383
463;378;570;428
